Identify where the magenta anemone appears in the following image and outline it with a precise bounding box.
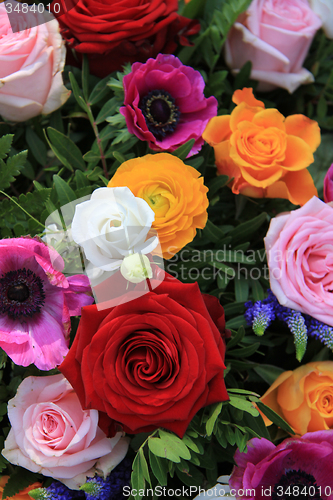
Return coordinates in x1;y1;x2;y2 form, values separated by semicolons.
0;237;93;370
230;431;333;500
120;54;218;157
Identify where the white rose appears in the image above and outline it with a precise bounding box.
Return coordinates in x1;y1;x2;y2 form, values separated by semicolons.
308;0;333;38
71;187;158;272
120;253;153;283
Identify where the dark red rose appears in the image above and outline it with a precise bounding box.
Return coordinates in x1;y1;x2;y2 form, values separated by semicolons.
51;0;200;78
59;273;229;437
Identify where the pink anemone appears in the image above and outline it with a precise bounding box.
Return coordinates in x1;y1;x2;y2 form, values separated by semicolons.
0;237;93;370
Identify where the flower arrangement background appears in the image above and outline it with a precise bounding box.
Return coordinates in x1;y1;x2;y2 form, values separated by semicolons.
1;0;333;498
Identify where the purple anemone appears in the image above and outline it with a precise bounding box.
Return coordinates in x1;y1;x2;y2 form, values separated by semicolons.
0;237;93;370
230;432;333;500
120;54;218;157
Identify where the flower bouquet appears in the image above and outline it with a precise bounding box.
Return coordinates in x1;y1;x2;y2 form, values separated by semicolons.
1;0;333;498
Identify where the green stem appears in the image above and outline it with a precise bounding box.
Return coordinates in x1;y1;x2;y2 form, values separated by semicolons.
86;106;108;179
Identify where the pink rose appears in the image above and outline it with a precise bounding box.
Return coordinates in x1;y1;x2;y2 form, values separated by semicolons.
2;375;129;489
324;163;333;202
264;196;333;327
225;0;322;93
0;2;70;122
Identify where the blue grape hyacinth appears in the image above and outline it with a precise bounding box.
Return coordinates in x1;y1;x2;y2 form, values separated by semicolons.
244;290;333;361
29;458;131;500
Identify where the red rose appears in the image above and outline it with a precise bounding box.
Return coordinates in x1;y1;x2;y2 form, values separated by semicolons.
52;0;200;78
60;273;229;437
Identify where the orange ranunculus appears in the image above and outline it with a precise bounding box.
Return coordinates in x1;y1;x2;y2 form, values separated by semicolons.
260;361;333;435
0;476;42;500
202;88;320;206
108;153;209;259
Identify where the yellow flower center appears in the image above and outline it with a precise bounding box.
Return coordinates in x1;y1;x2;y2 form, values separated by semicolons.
142;184;171;218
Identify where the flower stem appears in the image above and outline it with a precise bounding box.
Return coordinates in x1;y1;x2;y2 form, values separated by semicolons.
86;105;108;179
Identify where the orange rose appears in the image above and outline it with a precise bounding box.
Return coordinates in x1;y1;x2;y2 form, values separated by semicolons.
260;361;333;435
202;88;320;206
108;153;209;259
0;476;42;500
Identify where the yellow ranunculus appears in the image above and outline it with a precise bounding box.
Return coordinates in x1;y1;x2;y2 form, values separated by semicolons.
203;88;320;206
108;153;209;259
260;361;333;435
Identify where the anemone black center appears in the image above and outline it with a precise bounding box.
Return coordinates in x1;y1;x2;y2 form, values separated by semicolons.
7;283;30;303
140;89;180;140
272;469;322;500
0;268;45;319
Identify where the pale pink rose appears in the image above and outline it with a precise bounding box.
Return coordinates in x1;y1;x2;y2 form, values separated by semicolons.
0;2;70;122
2;375;130;489
264;196;333;327
308;0;333;38
225;0;322;93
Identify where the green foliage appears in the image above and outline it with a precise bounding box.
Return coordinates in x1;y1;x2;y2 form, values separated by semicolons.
0;135;27;191
1;467;43;500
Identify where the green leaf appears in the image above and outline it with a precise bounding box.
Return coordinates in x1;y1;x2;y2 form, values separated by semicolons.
26;128;47;166
131;458;145;500
251;278;265;301
234;61;252;89
53;175;77;217
242;412;271;440
235;274;249;302
229;396;259;416
181;434;201;454
227;326;245;349
0;134;13;159
69;72;89;112
202;220;225;242
175;462;205;488
75;170;91;190
2;468;42;500
207;175;230;199
254;364;285;386
0;150;27;190
148;431;191;463
148;450;168;486
228;342;261;358
138;448;151;486
171;139;195;160
89;76;112;106
47;128;86;172
256;401;295;435
96;97;119;124
206;402;223;436
225;315;248;329
229;213;268;245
